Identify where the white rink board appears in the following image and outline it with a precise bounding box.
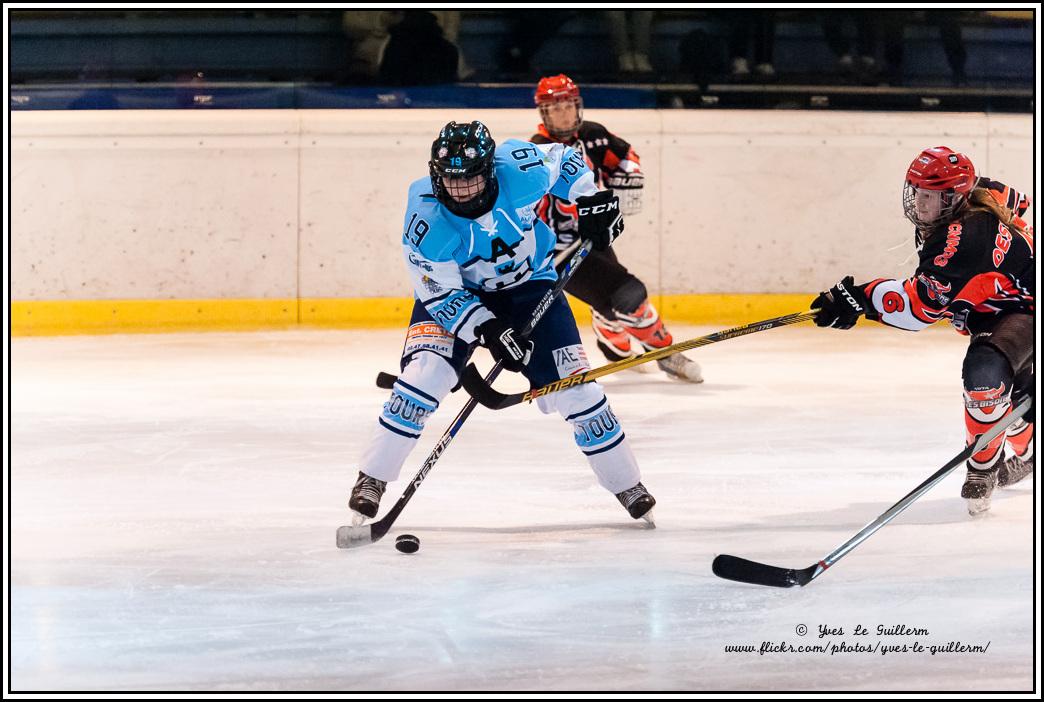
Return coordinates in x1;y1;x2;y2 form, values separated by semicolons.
10;326;1034;691
11;109;1033;301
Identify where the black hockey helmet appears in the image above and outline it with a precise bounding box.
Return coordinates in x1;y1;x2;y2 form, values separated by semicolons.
429;121;498;218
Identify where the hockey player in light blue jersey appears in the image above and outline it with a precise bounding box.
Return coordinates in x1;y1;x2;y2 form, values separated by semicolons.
349;121;657;525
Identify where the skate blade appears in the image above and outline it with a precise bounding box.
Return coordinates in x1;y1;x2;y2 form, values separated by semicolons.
658;362;704;384
966;497;992;516
641;510;656;528
664;373;704;384
350;511;368;527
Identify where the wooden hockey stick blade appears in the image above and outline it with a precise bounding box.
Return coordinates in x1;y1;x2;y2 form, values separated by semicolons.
460;310;819;410
712;555;822;588
375;372;398;389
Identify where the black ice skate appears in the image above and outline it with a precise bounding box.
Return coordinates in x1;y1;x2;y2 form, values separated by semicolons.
616;482;656;525
998;453;1034;488
960;467;997;516
349;471;387;525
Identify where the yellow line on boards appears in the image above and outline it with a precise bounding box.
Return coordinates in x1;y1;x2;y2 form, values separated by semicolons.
12;294;819;337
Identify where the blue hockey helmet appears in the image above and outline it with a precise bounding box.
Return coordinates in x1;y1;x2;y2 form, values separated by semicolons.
429;121;499;218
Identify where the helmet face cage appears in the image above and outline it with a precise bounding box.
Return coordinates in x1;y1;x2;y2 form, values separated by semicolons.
902;181;964;232
537;97;584;141
429;121;498;217
440;173;487;205
535;74;583;141
902;146;975;242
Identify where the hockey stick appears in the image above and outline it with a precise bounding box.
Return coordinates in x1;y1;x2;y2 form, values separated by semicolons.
337;240;595;549
711;393;1033;587
372;242;586;391
459;310;819;410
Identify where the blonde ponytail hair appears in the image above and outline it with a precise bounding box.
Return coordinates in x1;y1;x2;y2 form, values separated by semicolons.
964;188;1027;238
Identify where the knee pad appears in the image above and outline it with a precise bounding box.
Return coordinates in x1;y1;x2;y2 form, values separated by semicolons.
963;343;1013;397
380;352;457;438
963;343;1014;436
608;277;648;316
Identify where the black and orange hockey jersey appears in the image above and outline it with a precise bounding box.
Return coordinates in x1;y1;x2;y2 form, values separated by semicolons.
862;178;1034;335
530;121;643;244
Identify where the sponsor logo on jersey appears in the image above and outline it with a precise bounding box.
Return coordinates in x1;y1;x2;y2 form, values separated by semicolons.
515;205;536;226
933;223;963;267
553;344;590;378
421;275;443;295
408;252;434;272
917;273;952;304
432;295;472;329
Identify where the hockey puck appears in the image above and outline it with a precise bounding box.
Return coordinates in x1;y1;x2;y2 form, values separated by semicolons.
395;534;420;554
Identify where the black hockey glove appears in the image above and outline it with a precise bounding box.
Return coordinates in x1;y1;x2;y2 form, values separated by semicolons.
476;317;533;373
575;190;624;251
811;276;869;330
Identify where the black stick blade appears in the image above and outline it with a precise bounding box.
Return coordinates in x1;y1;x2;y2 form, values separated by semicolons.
375;372;398;390
459;363;515;409
712;554;818;588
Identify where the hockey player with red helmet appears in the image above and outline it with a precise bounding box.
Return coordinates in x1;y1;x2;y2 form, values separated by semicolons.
530;74;703;383
812;146;1034;515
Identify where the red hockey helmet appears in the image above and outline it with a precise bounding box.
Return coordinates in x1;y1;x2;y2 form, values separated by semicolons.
903;146;977;233
534;74;583;141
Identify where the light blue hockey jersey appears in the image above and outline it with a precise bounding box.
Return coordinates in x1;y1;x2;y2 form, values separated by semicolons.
401;139;598;343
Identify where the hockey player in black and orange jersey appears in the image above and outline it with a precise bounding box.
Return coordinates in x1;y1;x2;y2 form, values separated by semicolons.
530;74;703;383
812;146;1033;515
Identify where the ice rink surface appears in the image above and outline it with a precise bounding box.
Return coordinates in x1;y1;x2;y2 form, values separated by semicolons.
10;324;1036;691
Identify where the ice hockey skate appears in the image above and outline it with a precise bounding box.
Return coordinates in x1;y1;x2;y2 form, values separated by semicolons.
591;311;654;372
615;482;656;525
961;467;998;515
592;311;637;360
349;471;387;525
617;301;703;383
656;352;704;383
998;452;1033;488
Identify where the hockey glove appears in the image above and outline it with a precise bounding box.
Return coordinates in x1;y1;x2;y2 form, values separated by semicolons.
811;275;869;330
476;317;533;373
575;190;624;251
606;170;645;216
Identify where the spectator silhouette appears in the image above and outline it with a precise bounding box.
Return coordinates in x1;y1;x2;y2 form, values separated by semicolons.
379;11;459;85
726;10;776;81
